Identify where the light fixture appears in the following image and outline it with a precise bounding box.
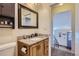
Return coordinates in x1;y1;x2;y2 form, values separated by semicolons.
33;3;41;11
26;3;41;11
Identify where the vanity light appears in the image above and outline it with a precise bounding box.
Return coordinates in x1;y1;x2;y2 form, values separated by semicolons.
26;3;41;11
33;3;41;11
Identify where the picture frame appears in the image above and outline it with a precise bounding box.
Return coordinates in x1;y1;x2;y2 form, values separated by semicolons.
18;4;38;28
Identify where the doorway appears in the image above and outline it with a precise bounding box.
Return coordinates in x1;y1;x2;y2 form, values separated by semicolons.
51;4;75;56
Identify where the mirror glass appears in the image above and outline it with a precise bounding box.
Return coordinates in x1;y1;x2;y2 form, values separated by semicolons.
18;4;38;28
21;8;37;26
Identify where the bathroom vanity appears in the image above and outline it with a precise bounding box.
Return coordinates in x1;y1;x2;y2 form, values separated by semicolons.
17;36;49;56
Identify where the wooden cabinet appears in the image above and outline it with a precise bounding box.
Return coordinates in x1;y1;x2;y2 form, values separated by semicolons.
0;3;15;29
17;41;30;56
17;38;49;56
44;39;49;56
30;41;44;56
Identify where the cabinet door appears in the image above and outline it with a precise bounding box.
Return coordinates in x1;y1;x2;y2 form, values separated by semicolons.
44;39;49;56
30;41;44;56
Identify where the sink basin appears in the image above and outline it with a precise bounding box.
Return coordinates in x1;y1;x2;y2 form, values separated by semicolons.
30;37;41;41
20;36;47;45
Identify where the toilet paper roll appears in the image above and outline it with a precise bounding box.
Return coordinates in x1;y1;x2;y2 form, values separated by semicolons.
21;47;27;54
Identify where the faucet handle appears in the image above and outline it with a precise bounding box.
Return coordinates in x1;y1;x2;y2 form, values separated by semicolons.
35;33;38;36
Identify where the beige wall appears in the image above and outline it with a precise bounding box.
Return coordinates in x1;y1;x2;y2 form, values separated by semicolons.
75;4;79;32
75;4;79;56
37;4;51;34
0;3;51;46
51;4;75;53
20;3;51;34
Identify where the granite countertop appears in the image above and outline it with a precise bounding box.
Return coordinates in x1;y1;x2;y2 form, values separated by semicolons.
19;36;48;45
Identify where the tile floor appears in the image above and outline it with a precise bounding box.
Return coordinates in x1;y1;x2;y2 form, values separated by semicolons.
51;47;75;56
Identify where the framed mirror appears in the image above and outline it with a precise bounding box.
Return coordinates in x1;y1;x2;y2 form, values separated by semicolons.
18;4;38;28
